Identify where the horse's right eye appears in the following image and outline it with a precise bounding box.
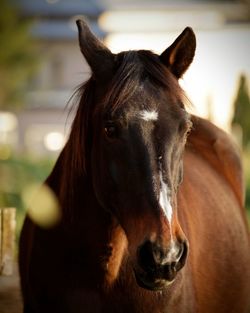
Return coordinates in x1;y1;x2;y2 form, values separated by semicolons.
104;122;117;138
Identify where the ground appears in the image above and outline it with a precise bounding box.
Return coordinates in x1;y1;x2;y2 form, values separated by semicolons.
0;266;23;313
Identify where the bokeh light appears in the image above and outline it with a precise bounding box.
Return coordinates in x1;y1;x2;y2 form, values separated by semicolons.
22;184;61;228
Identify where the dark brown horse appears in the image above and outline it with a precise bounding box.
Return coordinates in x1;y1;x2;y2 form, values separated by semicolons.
19;20;250;313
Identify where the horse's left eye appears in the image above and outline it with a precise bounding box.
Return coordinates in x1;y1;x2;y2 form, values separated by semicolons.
104;122;117;138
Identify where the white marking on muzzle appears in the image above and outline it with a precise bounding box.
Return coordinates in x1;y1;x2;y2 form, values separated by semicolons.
159;171;173;223
139;110;158;121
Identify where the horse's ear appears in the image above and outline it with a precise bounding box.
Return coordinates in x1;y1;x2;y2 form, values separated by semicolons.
76;19;115;80
160;27;196;79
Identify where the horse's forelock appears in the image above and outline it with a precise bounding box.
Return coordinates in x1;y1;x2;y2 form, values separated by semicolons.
102;50;186;113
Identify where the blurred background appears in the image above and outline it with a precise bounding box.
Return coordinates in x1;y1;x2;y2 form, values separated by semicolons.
0;0;250;242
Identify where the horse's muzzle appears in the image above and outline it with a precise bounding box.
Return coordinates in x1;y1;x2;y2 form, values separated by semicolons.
134;239;188;291
134;267;176;291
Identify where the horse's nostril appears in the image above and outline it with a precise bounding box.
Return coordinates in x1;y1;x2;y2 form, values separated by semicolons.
175;240;188;271
137;240;188;276
138;240;156;272
135;240;188;289
171;262;177;270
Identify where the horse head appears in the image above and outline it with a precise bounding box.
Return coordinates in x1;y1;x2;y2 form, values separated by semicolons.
76;20;196;291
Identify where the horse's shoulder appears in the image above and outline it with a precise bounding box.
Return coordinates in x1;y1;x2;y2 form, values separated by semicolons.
186;115;244;206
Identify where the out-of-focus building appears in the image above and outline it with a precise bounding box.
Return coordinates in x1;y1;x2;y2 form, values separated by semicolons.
12;0;104;156
5;0;250;156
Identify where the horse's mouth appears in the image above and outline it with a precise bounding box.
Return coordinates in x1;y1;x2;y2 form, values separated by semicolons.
134;269;175;291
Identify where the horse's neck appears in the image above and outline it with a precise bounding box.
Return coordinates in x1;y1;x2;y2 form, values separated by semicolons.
188;115;244;207
45;147;129;286
46;146;97;219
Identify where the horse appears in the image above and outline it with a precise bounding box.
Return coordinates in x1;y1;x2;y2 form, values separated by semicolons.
19;19;250;313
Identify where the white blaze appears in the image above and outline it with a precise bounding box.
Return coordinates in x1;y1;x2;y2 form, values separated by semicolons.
139;110;158;121
159;171;173;223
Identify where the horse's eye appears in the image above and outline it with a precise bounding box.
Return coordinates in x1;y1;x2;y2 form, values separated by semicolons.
104;122;117;138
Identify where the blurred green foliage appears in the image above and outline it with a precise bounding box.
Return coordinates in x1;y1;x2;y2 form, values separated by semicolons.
232;75;250;149
0;0;38;109
0;153;55;239
243;152;250;212
232;74;250;214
